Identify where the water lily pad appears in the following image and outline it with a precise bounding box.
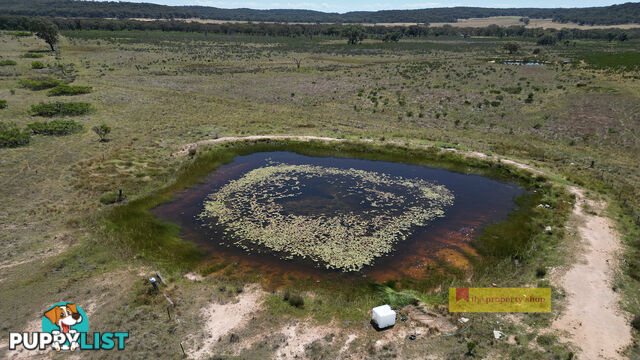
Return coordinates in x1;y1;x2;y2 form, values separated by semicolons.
199;162;454;271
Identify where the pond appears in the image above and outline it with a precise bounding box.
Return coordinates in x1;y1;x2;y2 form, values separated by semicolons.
152;151;525;281
503;61;546;66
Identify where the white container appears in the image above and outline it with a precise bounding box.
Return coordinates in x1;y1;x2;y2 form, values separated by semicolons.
372;305;396;329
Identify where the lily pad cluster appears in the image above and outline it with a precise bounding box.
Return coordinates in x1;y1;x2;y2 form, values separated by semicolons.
199;162;454;271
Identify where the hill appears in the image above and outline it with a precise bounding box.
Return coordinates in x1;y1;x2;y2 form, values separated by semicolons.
0;0;639;25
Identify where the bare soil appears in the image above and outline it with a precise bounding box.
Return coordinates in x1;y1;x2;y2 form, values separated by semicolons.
552;187;632;360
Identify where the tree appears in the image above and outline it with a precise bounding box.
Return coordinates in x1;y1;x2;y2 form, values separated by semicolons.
617;32;629;41
382;32;402;42
503;42;520;54
341;25;365;45
537;34;557;46
92;124;111;142
292;57;302;69
519;17;530;25
30;19;59;51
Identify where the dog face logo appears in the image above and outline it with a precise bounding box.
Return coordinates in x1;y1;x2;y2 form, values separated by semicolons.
44;304;83;333
42;302;89;351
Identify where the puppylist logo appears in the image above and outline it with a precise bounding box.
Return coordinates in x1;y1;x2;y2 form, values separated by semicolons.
9;302;128;352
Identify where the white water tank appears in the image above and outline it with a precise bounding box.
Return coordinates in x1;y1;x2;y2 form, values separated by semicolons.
372;304;396;329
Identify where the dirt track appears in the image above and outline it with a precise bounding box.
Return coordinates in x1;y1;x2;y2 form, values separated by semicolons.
552;188;631;359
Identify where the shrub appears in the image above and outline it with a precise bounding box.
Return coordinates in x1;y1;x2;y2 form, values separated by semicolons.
92;123;111;142
31;61;45;69
0;100;6;109
503;42;520;54
377;286;420;308
31;102;91;117
536;334;555;346
27;119;83;135
466;342;476;356
47;84;92;96
0;122;30;148
502;86;522;94
525;93;534;103
100;191;121;205
21;53;44;58
19;77;62;90
632;315;640;331
536;267;547;278
0;60;17;66
282;290;304;308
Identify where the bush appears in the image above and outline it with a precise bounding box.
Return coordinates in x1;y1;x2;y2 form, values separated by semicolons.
282;290;305;308
0;122;30;148
31;61;45;69
0;60;17;66
19;77;62;90
537;34;557;46
502;86;522;94
92;123;111;142
47;84;92;96
536;334;555;346
0;100;6;109
632;315;640;331
377;286;420;308
21;53;44;58
27;119;83;135
31;102;91;117
100;191;122;205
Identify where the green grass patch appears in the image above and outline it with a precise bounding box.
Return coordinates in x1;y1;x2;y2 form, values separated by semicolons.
31;102;92;117
584;52;640;71
27;119;83;135
19;77;63;90
0;122;30;148
0;100;6;109
99;191;123;205
0;60;17;66
6;31;31;37
47;84;92;96
30;61;45;69
21;53;44;58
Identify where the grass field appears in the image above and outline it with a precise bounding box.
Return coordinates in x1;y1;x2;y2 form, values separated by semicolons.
136;16;640;30
0;29;639;359
431;16;640;29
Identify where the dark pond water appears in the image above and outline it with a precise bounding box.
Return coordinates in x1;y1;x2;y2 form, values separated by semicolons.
152;151;525;281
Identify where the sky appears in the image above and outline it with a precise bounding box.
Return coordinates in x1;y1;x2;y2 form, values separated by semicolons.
102;0;630;13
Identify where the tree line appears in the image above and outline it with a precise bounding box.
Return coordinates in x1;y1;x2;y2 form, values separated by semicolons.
1;0;640;26
0;15;636;43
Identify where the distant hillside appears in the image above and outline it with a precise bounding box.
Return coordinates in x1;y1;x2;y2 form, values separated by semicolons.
0;0;639;26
